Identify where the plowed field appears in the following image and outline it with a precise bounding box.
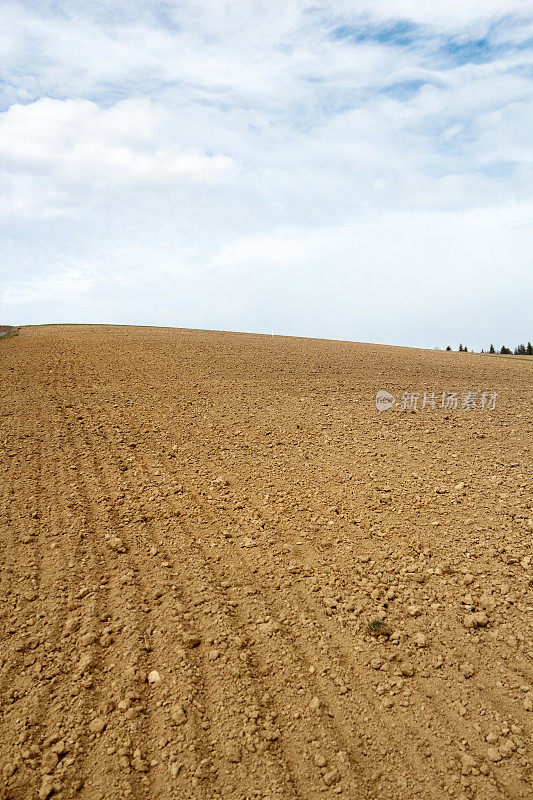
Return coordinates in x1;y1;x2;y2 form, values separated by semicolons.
1;325;531;800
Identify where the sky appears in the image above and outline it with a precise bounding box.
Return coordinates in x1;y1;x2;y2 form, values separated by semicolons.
1;0;532;350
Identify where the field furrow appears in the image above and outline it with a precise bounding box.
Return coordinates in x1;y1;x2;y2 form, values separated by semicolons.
1;325;531;800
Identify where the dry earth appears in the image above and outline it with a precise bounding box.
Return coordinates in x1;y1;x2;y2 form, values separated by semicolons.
0;324;532;800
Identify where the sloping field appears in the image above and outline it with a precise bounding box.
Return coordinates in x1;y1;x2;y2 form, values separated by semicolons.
0;324;531;800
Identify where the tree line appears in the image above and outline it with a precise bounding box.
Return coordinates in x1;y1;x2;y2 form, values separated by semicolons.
445;342;533;354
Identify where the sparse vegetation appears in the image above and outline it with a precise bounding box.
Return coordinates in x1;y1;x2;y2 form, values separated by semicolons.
0;326;20;341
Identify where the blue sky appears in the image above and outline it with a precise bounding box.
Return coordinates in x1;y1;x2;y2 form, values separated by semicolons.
1;0;532;349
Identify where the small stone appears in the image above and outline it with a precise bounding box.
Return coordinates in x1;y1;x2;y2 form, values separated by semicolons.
460;753;476;774
88;717;106;734
463;612;488;629
78;653;95;673
225;742;242;763
413;633;427;648
52;740;67;756
486;747;502;762
42;750;59;773
147;670;161;685
323;769;340;786
124;666;138;682
3;762;16;778
184;635;201;648
399;662;414;677
499;741;516;758
309;696;321;712
108;536;127;553
170;704;187;725
460;662;475;678
314;753;328;767
38;777;60;800
523;694;533;711
64;618;80;634
169;762;181;778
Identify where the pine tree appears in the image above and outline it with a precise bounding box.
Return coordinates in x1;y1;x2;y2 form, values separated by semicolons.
489;344;495;354
458;343;463;352
527;342;533;356
446;345;452;351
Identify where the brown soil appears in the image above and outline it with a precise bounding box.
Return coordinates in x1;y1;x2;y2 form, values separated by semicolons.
0;324;531;800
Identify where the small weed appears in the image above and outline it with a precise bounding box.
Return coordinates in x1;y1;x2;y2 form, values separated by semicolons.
367;619;384;634
366;618;392;638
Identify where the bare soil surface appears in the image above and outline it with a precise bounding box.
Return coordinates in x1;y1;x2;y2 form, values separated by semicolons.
1;324;531;800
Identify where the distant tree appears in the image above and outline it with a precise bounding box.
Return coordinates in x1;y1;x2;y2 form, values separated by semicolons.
500;345;511;355
464;345;468;352
527;342;533;355
446;345;452;351
489;344;495;354
458;343;463;352
514;344;526;355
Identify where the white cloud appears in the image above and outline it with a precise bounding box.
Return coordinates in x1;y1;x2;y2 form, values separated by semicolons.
0;98;236;219
0;0;532;347
329;0;533;29
0;265;97;305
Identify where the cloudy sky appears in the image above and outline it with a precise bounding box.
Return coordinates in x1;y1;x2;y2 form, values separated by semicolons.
1;1;532;349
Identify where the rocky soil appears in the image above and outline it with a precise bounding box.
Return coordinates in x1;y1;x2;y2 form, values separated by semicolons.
0;324;531;800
